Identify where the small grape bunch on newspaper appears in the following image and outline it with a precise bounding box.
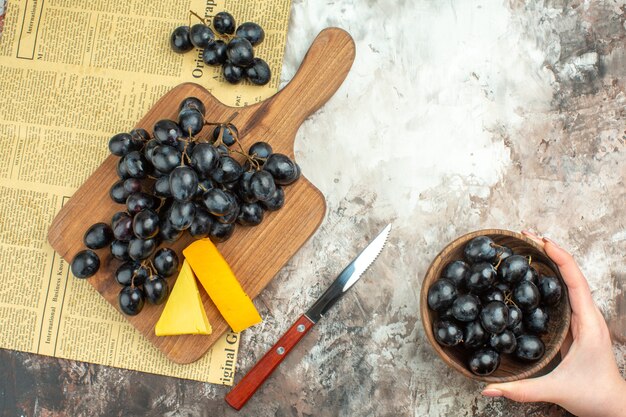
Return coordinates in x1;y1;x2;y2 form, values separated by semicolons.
170;11;271;86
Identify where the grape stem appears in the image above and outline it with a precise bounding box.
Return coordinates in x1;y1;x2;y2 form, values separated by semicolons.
187;10;235;42
188;10;207;26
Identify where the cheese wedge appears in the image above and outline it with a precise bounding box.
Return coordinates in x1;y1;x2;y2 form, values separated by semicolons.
184;239;262;332
155;259;212;336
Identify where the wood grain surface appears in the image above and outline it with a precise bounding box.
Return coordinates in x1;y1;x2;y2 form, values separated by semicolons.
47;28;356;364
419;229;571;383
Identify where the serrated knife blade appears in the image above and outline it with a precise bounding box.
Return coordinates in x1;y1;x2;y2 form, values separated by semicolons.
225;224;392;410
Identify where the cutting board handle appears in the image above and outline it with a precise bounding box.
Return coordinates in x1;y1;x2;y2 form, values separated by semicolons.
263;28;356;129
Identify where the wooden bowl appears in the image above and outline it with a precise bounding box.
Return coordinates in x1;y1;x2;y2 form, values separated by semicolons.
419;229;571;383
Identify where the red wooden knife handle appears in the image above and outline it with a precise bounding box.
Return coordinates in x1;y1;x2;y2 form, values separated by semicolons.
225;314;315;410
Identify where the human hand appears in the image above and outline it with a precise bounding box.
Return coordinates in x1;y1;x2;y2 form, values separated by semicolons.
481;231;626;417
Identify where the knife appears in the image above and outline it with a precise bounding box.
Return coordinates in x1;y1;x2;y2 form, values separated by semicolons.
225;223;391;410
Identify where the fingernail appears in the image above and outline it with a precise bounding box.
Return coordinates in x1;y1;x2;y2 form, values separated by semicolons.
481;388;503;397
522;230;539;238
542;237;559;247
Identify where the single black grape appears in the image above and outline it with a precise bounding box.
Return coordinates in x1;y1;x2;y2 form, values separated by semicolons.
189;206;214;238
523;306;550;334
190;23;214;48
123;178;142;194
263;153;299;185
170;26;193;53
463;320;487;349
83;223;113;249
115;262;148;286
212;124;239;146
248;141;273;160
213;11;236;35
211;156;243;183
507;305;523;330
126;192;155;215
215;204;240;224
489;330;517;354
112;213;133;241
144;275;169;305
153;175;172;198
130;128;150;143
515;334;545;361
480;301;509;333
116;157;131;180
153;248;179;278
237;171;257;203
151;145;182;173
202;40;228;65
512;281;540;311
250;170;276;201
451;294;481;322
499;255;530;284
245;58;271;85
119;286;145;316
190;143;219;176
132;209;160;239
109;133;137;156
466;262;496;293
209;221;235;243
124;150;150;179
468;349;500;376
111;212;127;226
223;61;244;84
260;186;284;211
169;166;199;202
110;239;130;261
521;265;539;285
441;260;469;289
433;319;462;347
427;279;457;312
71;250;100;279
128;238;157;261
178;109;204;137
159;217;183;242
237;202;264;226
168;200;196;231
110;180;129;204
143;139;160;161
235;22;265;46
153;119;182;146
179;97;206;116
538;276;562;306
464;236;497;264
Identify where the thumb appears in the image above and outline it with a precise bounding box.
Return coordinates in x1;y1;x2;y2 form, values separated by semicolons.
482;376;557;403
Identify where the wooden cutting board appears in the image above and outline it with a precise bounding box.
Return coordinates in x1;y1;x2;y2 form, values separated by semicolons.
47;28;355;364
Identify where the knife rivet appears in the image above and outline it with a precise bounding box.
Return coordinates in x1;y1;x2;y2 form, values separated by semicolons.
277;347;285;355
297;324;306;332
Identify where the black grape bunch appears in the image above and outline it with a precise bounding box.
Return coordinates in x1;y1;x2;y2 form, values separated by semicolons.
69;97;300;316
427;236;563;376
170;10;271;86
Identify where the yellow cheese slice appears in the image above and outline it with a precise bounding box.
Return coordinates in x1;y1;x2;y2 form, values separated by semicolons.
183;239;262;332
155;259;212;336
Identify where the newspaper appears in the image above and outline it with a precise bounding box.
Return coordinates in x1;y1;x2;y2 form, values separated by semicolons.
0;0;291;385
